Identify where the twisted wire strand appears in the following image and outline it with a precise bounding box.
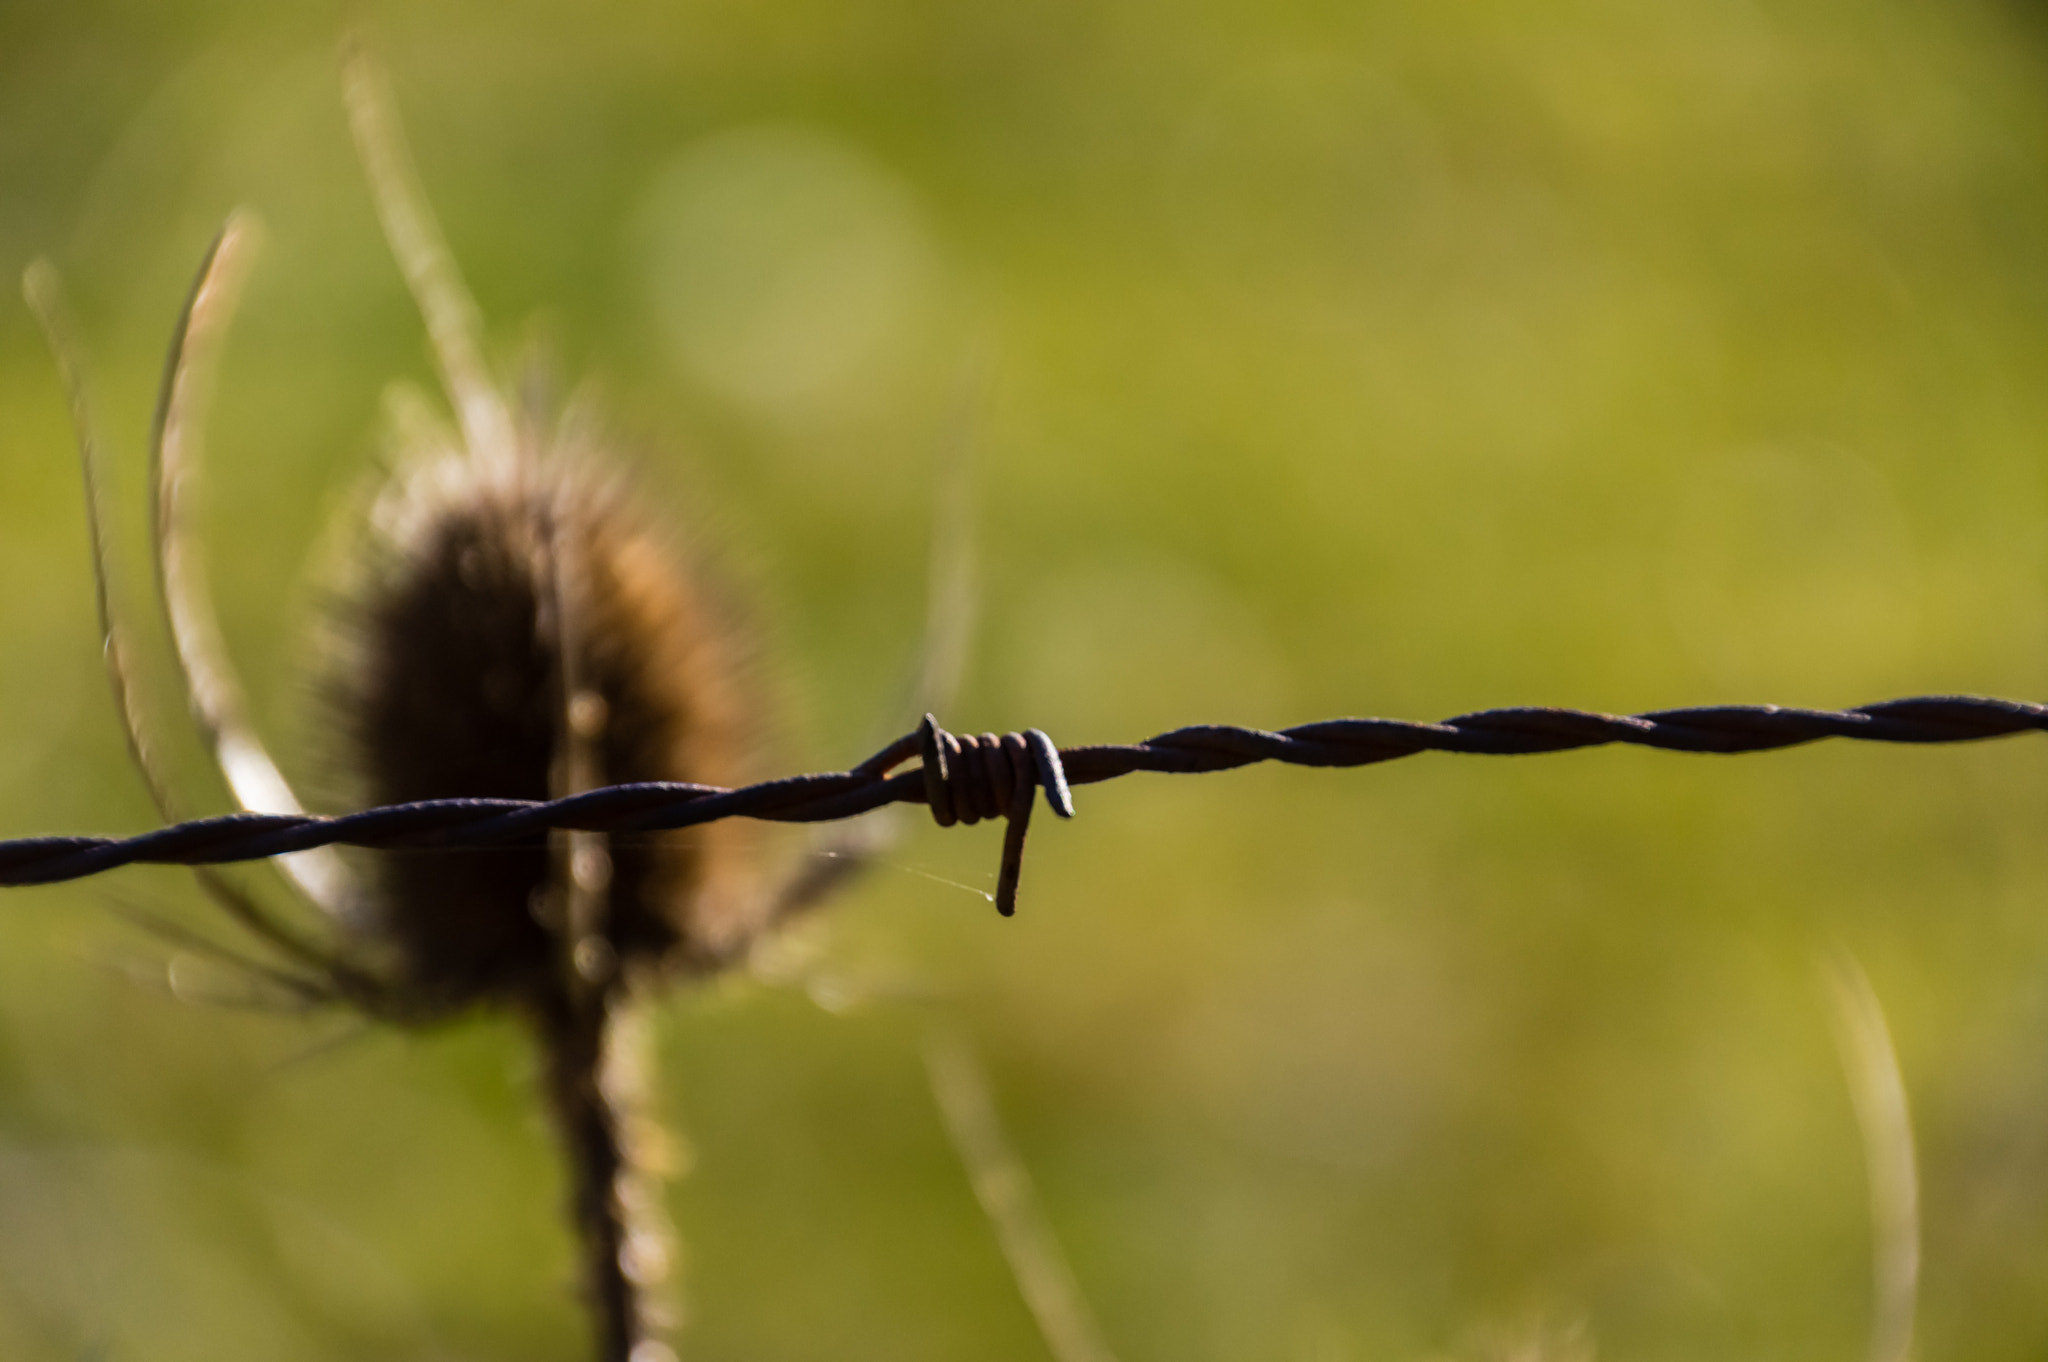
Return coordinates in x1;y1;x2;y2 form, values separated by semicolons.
2;696;2041;911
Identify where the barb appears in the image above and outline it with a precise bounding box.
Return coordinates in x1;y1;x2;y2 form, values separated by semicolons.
2;696;2041;908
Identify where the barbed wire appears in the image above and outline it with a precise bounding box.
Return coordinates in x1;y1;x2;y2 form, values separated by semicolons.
1;698;2041;913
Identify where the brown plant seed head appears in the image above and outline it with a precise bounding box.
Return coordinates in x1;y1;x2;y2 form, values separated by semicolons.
320;432;756;1016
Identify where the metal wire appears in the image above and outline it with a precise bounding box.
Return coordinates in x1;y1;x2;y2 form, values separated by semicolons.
2;697;2041;912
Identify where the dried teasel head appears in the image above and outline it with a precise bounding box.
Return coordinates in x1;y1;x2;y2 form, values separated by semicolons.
322;41;770;1022
322;389;761;1015
312;350;759;1354
329;45;761;1019
320;54;789;1354
25;46;826;1362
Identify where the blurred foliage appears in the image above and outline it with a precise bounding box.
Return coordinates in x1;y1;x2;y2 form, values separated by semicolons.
6;0;2048;1358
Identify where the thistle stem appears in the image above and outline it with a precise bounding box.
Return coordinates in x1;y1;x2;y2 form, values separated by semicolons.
534;989;652;1362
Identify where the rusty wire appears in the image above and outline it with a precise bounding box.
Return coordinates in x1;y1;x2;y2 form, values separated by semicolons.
1;698;2042;913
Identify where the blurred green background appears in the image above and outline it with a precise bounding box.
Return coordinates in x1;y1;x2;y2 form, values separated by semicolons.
7;1;2048;1358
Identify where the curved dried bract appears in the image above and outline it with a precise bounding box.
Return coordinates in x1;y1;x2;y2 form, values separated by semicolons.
104;894;342;1012
342;42;517;466
23;261;166;813
149;214;356;918
26;257;344;974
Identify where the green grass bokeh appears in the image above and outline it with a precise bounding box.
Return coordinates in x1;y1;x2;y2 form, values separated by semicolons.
5;2;2048;1358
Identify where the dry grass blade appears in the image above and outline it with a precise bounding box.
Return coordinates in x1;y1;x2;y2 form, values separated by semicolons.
923;1026;1120;1362
342;40;517;464
1821;947;1919;1362
914;349;988;723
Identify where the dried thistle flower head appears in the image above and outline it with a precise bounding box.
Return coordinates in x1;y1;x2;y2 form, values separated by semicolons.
23;44;878;1362
326;389;758;1013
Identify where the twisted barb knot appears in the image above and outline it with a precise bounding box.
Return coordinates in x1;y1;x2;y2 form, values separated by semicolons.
912;717;1075;915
